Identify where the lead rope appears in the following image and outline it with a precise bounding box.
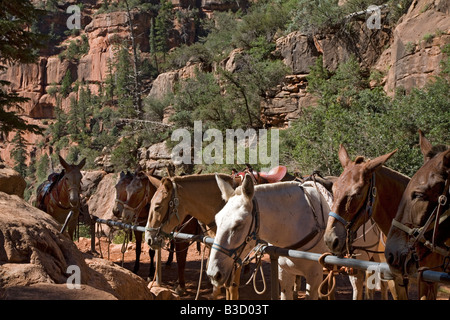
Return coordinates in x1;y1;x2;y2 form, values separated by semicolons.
242;243;267;295
318;252;337;300
195;239;208;300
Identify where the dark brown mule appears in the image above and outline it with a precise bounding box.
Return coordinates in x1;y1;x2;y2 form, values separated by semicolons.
36;155;85;240
323;145;410;299
112;170;160;279
116;170;200;294
385;131;450;299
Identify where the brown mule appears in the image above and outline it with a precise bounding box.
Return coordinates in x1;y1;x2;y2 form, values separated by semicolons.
36;155;86;240
385;131;450;299
323;145;410;299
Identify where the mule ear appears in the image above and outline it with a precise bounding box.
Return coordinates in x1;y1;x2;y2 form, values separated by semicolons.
166;167;174;177
419;130;433;162
443;149;450;170
365;149;397;174
162;177;173;191
216;174;235;202
77;158;86;170
59;155;70;170
242;174;255;199
148;167;156;176
338;144;351;168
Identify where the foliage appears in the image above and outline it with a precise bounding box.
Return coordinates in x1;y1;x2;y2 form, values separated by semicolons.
0;0;45;137
11;131;27;176
280;51;450;177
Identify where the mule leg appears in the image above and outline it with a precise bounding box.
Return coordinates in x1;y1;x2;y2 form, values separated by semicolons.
349;272;364;300
133;230;142;274
166;240;174;266
174;240;188;295
304;264;323;300
148;248;155;280
279;266;295;300
67;210;80;241
226;267;241;300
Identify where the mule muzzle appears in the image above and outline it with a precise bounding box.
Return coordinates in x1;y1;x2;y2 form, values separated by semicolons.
145;227;163;249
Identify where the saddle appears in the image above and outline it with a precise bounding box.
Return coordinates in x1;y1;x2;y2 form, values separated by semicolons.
36;170;65;211
232;165;287;184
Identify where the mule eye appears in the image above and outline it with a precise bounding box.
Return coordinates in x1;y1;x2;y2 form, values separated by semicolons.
412;191;425;200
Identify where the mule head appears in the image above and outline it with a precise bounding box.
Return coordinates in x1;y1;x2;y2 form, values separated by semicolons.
207;174;256;287
59;155;86;208
385;132;450;276
324;145;396;256
122;171;150;223
112;171;133;218
145;177;175;249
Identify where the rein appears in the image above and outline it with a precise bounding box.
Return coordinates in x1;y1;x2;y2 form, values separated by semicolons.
391;176;450;260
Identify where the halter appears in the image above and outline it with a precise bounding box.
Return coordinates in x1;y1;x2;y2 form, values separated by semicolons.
211;199;261;266
391;176;450;260
329;173;377;248
50;173;80;210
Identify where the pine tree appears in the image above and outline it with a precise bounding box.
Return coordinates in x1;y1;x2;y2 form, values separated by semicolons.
0;1;45;138
60;70;72;97
11;131;28;177
154;0;174;62
115;46;135;118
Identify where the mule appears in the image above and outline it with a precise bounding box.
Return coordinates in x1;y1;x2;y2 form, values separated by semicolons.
112;170;159;278
323;145;410;299
145;173;243;299
208;174;331;300
385;131;450;299
36;155;85;240
118;170;200;293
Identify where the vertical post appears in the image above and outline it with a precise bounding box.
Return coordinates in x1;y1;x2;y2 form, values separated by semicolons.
156;249;162;285
270;254;279;300
90;219;96;253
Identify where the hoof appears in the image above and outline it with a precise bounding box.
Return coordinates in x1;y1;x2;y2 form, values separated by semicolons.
174;285;186;296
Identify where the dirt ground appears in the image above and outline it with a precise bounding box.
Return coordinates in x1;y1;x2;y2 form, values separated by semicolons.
76;237;449;300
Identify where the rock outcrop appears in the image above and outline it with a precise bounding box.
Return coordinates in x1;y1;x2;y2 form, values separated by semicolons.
376;0;450;94
0;191;154;299
0;165;27;198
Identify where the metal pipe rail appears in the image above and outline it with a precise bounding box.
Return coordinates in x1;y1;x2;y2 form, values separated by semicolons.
92;217;450;299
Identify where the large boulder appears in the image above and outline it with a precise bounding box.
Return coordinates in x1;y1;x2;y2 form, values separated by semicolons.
0;165;27;198
0;191;154;300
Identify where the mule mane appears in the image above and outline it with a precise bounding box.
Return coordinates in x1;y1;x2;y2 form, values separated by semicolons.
354;156;365;164
426;144;450;160
172;173;233;184
253;181;301;193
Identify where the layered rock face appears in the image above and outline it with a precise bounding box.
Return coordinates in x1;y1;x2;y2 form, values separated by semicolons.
0;0;448;160
377;0;450;94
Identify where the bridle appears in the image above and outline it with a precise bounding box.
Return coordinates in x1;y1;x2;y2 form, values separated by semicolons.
329;173;377;254
391;176;450;264
122;179;151;225
50;172;81;210
211;199;261;267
